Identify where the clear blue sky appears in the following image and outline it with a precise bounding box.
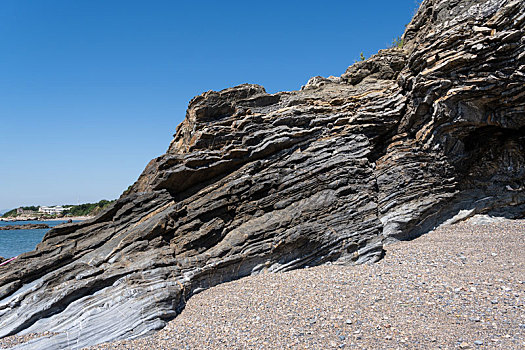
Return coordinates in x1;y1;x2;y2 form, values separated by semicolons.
0;0;418;211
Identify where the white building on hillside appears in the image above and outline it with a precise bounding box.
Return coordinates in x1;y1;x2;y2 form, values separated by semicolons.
38;206;70;215
16;208;36;215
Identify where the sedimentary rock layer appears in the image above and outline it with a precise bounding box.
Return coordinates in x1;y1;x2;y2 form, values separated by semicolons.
0;0;523;349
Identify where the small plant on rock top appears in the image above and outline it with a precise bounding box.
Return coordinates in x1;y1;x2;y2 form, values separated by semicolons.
390;36;404;49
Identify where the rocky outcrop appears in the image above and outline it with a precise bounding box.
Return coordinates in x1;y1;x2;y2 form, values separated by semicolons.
0;0;523;349
0;224;49;231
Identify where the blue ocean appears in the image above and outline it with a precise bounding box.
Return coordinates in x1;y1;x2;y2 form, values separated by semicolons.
0;220;79;258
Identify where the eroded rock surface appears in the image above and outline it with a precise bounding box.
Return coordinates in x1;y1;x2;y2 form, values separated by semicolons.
0;0;523;348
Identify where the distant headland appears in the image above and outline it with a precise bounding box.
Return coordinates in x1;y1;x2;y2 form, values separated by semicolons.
0;199;115;221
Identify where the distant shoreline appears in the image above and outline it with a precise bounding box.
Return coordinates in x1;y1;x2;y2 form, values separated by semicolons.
0;216;93;222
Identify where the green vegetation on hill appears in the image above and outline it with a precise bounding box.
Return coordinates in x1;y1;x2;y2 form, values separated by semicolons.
1;200;115;218
1;206;40;218
66;200;115;216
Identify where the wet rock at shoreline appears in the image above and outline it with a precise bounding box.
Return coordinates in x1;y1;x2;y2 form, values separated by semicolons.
0;224;50;231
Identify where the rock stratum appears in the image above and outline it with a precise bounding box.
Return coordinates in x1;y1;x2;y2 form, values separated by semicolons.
0;0;524;349
0;224;50;231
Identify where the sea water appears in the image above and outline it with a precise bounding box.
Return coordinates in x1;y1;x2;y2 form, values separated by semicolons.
0;220;78;258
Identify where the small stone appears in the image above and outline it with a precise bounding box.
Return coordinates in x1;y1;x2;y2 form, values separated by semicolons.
491;299;498;304
345;319;352;325
473;26;492;33
474;340;483;345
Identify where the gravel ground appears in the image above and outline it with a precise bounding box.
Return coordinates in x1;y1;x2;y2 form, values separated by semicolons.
2;216;524;349
0;332;57;349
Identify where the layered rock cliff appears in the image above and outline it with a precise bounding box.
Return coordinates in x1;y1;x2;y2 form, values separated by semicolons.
0;0;523;348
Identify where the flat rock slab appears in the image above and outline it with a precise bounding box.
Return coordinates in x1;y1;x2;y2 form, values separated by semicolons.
0;224;49;231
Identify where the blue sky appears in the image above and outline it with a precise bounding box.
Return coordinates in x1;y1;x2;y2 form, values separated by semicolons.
0;0;419;210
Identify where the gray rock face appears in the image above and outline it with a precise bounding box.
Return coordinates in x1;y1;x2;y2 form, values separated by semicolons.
0;0;523;348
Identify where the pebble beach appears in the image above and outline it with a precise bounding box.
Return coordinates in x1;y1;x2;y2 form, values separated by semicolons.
1;216;523;349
